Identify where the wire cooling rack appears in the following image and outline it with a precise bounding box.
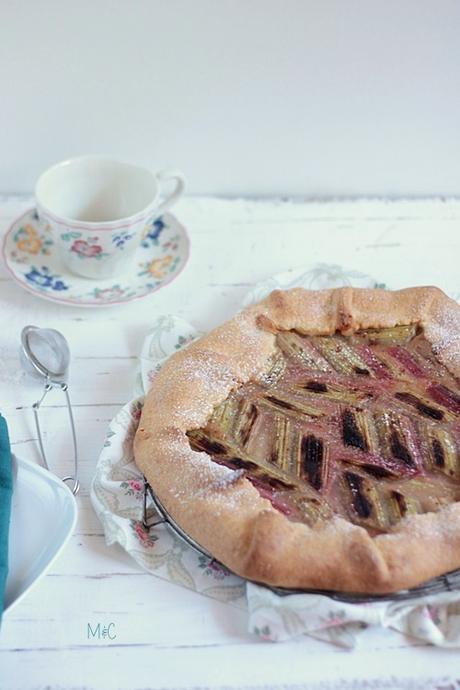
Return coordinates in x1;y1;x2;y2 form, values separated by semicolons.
142;476;460;603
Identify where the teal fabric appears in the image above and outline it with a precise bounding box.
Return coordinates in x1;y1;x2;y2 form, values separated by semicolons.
0;415;13;621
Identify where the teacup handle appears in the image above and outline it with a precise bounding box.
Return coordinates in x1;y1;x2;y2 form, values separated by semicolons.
154;169;186;218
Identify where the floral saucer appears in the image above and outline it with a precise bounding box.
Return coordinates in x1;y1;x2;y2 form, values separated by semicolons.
2;208;190;307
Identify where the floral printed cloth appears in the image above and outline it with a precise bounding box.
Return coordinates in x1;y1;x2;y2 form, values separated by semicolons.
90;263;460;648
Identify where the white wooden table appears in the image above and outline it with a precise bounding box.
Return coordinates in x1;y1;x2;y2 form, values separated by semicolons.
1;195;460;690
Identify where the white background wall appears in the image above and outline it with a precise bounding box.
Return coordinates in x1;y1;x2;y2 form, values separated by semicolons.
1;0;460;197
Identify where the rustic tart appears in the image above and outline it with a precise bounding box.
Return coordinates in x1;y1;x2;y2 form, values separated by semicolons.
134;287;460;593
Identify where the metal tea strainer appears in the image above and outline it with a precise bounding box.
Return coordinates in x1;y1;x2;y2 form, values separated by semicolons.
20;325;79;495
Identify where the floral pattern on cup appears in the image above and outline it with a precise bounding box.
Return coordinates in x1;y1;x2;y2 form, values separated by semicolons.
60;230;82;242
112;230;135;250
71;238;107;259
58;218;149;275
62;230;108;259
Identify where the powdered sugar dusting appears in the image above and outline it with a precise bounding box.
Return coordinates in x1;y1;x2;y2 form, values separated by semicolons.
173;350;235;387
426;299;460;364
209;309;277;380
314;514;363;537
158;350;239;429
378;504;460;542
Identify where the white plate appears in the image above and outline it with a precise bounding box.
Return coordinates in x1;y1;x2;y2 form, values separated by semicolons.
3;456;77;616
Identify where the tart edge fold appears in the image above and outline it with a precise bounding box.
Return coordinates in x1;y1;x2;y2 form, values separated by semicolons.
134;286;460;593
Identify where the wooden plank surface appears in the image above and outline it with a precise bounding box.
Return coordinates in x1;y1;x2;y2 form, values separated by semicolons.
1;195;460;690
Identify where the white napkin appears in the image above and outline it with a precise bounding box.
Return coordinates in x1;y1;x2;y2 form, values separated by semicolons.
91;263;460;648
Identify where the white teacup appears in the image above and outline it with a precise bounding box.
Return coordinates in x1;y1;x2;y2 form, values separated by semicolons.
35;156;185;279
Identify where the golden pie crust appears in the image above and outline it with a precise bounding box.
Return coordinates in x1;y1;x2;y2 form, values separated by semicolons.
134;287;460;593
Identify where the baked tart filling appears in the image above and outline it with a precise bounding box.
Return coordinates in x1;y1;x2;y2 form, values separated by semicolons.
188;325;460;535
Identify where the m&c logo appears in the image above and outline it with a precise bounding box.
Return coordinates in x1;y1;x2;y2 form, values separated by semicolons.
87;622;117;640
